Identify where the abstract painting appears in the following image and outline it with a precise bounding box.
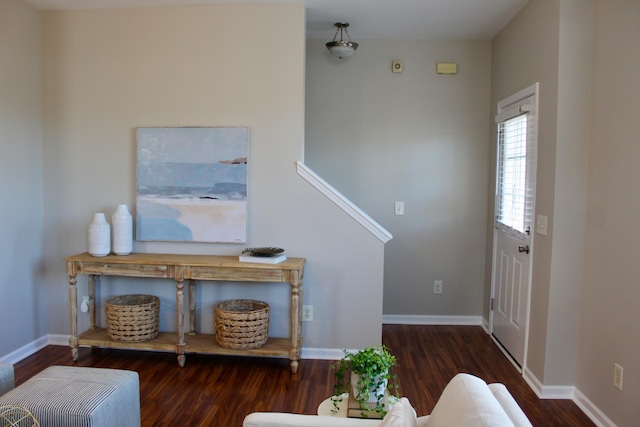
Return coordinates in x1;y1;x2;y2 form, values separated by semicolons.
136;127;248;243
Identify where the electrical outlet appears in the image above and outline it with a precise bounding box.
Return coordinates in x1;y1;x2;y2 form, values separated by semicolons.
303;305;313;321
614;363;623;391
80;296;90;313
434;280;443;294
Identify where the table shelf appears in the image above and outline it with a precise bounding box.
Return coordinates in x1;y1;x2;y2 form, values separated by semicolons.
79;328;292;357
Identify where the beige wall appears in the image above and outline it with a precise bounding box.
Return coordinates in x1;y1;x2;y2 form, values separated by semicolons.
39;4;386;351
493;0;640;424
6;0;639;423
546;0;592;386
576;1;640;426
306;39;492;318
490;0;561;381
491;0;592;387
0;0;46;358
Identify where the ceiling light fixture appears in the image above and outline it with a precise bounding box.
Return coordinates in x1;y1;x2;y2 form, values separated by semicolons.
326;22;358;59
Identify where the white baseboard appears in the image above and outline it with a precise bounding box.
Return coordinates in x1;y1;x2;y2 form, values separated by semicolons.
523;368;615;426
573;388;618;427
481;318;490;333
523;366;574;399
0;335;50;364
382;314;483;325
300;347;344;360
47;334;71;346
522;366;542;394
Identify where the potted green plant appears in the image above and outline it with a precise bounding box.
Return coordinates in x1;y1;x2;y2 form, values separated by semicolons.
330;345;399;417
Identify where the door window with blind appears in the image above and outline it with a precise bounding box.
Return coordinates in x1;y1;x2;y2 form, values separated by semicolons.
495;94;536;238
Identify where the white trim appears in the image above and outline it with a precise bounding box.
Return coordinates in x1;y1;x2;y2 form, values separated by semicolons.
0;335;50;364
47;334;71;346
573;388;619;427
489;82;539;375
539;385;574;400
522;366;573;399
382;315;483;325
495;83;540;121
522;366;543;395
481;317;490;333
301;347;345;360
296;162;393;243
491;333;524;373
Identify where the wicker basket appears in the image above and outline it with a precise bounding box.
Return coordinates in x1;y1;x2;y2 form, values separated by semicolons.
105;294;160;343
0;405;40;427
214;299;269;350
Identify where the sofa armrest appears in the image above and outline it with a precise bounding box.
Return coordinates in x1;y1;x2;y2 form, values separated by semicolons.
416;416;430;427
0;362;14;397
243;413;382;427
488;384;532;427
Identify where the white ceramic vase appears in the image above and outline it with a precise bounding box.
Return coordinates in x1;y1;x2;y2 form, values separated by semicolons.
112;204;133;255
88;213;110;257
351;371;388;403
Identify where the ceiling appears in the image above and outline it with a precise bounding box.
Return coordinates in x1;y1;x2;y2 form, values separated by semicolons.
22;0;529;40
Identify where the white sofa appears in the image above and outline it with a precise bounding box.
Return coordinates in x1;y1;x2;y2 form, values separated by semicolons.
243;373;532;427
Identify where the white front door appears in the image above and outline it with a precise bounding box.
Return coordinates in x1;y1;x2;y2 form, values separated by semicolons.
490;83;538;368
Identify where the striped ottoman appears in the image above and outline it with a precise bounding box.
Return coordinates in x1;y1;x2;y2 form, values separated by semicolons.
0;366;140;427
0;362;14;396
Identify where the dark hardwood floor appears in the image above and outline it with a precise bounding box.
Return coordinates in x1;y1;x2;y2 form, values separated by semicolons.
11;325;595;426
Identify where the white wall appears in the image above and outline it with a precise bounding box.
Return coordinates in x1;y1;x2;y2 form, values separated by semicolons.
0;0;46;357
305;39;492;318
38;4;386;353
576;1;640;426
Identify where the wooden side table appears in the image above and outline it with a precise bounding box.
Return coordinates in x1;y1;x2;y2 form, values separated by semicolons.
317;393;348;417
65;252;305;372
317;393;397;419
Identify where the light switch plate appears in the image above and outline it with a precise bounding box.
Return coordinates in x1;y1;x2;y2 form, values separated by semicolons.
392;60;403;73
536;214;548;236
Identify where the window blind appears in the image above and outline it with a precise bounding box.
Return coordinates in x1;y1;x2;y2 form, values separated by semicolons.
496;113;528;234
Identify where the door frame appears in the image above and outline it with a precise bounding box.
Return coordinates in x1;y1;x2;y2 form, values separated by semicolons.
488;82;539;372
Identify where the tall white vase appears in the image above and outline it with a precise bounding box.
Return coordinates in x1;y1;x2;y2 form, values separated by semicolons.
112;204;133;255
88;213;111;257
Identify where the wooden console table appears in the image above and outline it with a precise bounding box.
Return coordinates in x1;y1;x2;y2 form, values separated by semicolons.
65;252;305;373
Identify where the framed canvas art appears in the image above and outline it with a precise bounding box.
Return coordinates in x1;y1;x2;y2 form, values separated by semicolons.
136;127;248;243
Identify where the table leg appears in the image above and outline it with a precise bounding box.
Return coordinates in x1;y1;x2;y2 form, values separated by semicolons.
88;275;97;330
189;279;196;335
289;270;303;374
176;278;186;367
68;274;79;361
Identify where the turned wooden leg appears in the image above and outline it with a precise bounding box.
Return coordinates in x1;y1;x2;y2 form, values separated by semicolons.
88;274;97;329
68;274;79;361
289;270;303;374
189;279;196;335
176;278;186;367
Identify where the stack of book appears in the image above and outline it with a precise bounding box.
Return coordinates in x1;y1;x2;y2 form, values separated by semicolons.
238;247;287;264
